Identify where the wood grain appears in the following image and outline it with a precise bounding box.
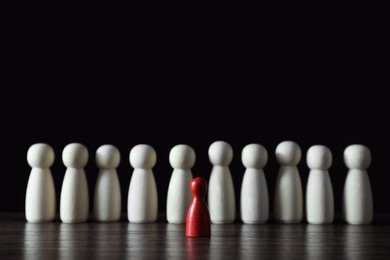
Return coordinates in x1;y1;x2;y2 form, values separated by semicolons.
0;214;389;259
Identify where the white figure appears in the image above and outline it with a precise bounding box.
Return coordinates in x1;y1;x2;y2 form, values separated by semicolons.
240;143;269;224
306;145;334;224
25;143;56;223
208;140;236;224
342;144;373;225
166;144;195;224
274;141;303;223
93;144;121;222
127;144;158;223
60;143;89;223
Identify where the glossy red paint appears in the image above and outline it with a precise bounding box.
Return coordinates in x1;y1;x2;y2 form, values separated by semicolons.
186;178;211;238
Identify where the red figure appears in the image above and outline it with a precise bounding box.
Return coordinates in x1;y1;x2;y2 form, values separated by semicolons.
186;177;211;237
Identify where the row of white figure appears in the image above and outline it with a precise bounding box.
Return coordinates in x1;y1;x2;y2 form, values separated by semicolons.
25;141;373;225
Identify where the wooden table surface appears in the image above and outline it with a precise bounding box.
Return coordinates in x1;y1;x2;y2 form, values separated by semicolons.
1;213;389;259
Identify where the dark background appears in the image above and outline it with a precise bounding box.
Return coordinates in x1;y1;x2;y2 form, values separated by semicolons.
2;2;389;216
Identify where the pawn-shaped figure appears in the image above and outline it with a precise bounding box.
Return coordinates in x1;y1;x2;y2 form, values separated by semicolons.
60;143;89;223
166;144;195;224
240;144;269;224
274;141;303;223
186;178;211;237
208;140;236;224
306;145;334;224
127;144;158;223
343;144;373;225
93;144;122;222
25;143;56;223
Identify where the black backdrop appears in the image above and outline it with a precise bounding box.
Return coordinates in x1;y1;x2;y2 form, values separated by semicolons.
2;2;390;216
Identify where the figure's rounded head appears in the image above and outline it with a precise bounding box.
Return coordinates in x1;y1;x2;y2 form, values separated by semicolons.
208;140;233;166
62;143;89;168
96;144;121;169
169;144;196;169
344;144;371;169
129;144;157;169
306;145;332;170
190;177;207;197
241;143;268;169
275;141;301;166
27;143;55;168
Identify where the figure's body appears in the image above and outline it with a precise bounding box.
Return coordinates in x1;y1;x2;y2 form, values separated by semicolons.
343;144;373;225
167;144;195;224
274;141;303;223
208;140;236;224
306;145;334;224
93;144;121;222
127;144;158;223
240;143;269;224
25;143;56;223
60;143;89;223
